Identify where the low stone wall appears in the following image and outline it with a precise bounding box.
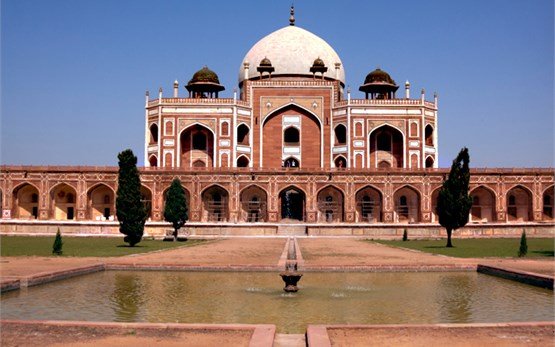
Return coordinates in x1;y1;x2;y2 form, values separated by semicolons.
0;220;553;238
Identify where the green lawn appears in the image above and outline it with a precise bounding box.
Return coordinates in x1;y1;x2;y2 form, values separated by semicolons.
374;238;554;258
0;236;206;257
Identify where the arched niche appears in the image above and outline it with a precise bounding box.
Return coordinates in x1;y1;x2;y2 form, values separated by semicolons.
317;186;344;222
237;155;250;168
369;125;404;168
334;124;347;145
237;124;250;145
543;186;554;220
50;183;77;220
140;186;153;221
425;125;434;146
470;186;496;223
355;186;382;223
279;186;305;221
394;186;420;223
240;185;267;222
149;123;158;144
12;183;39;219
180;124;214;168
87;184;115;221
506;186;532;222
202;185;229;222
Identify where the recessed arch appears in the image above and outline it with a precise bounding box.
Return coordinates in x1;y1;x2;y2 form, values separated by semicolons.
469;185;497;223
49;183;77;220
262;102;323;128
240;185;268;222
279;185;306;221
201;185;229;222
179;123;215;168
140;185;153;221
425;155;435;168
237;123;250;145
393;185;421;223
149;155;158;167
237;155;250;168
355;185;383;222
149;123;158;144
506;185;532;222
425;124;434;146
87;183;115;221
431;186;442;223
317;185;344;222
283;156;299;168
369;123;405;169
542;185;554;220
283;126;300;144
334;155;347;168
12;183;40;219
334;124;347;145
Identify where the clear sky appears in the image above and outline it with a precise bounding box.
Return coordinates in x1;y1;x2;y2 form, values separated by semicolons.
1;0;553;168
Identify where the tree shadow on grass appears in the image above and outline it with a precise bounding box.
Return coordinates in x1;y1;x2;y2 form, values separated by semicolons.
116;245;146;248
424;246;454;249
531;250;554;257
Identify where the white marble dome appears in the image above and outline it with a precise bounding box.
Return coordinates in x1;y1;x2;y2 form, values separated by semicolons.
239;25;345;85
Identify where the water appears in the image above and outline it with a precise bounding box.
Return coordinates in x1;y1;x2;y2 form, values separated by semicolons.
1;271;553;333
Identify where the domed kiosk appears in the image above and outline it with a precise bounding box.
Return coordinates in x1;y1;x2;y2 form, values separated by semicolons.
186;66;225;98
359;68;399;100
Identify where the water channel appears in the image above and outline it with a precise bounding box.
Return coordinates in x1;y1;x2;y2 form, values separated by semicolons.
1;271;552;333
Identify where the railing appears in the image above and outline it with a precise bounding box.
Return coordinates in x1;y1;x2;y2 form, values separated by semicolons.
1;165;553;175
148;98;249;107
335;98;437;108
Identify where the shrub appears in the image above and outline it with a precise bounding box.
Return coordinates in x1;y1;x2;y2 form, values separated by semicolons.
52;229;63;255
518;230;528;257
402;229;408;241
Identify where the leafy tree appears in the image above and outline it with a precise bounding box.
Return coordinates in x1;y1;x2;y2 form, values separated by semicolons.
518;230;528;257
52;228;63;255
116;149;147;246
436;147;472;247
163;178;188;241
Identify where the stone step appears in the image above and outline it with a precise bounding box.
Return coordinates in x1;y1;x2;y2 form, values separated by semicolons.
274;333;306;347
277;225;307;235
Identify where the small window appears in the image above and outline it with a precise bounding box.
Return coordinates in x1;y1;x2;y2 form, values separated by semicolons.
67;207;74;220
284;127;300;144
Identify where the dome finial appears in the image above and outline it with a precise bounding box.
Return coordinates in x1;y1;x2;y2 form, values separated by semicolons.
289;5;295;26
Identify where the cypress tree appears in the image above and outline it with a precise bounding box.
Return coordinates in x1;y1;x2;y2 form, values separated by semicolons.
436;147;472;247
52;228;63;255
402;228;408;241
164;178;188;241
116;149;147;246
518;230;528;257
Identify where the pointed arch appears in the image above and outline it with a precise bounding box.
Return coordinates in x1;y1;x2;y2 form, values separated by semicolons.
178;123;216;168
279;185;306;221
49;183;77;220
317;185;344;222
425;124;434;146
334;124;347;145
12;182;40;219
236;154;250;168
425;155;435;168
149;123;158;144
237;123;250;145
201;185;229;222
430;186;442;223
140;185;153;221
506;185;532;222
368;123;405;169
355;185;383;222
334;155;347;168
240;185;268;222
469;185;497;223
87;183;115;221
148;155;158;167
393;185;421;223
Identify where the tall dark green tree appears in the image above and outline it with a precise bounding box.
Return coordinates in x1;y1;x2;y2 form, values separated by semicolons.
436;147;472;247
164;178;188;241
116;149;147;246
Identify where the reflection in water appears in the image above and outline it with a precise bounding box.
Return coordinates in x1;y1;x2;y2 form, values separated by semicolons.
1;271;553;333
110;274;147;322
436;274;474;322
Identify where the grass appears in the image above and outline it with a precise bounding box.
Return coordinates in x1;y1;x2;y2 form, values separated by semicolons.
374;238;555;258
0;236;206;257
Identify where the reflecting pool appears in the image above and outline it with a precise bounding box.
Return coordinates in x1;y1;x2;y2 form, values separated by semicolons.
1;271;553;333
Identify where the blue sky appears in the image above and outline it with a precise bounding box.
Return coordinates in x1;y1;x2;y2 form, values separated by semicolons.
1;0;553;167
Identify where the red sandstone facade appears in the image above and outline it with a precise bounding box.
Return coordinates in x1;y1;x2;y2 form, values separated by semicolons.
1;15;553;228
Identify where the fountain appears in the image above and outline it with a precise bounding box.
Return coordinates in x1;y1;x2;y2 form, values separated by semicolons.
280;238;303;292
